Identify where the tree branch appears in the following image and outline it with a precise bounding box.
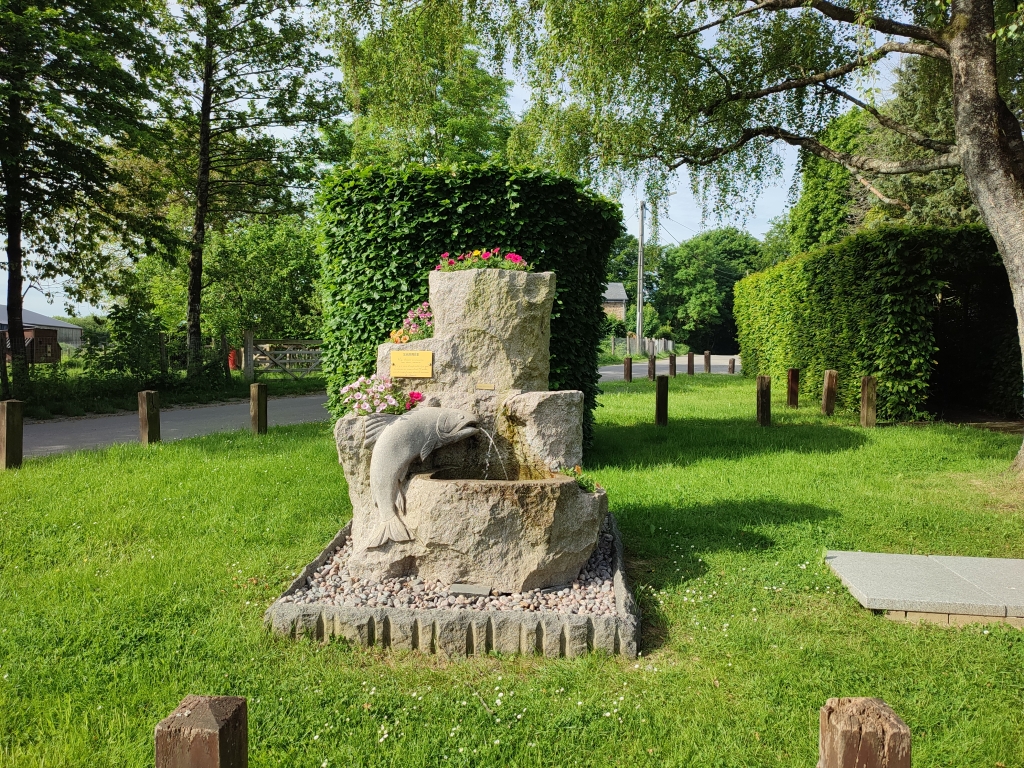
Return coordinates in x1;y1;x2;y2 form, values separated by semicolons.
707;41;948;115
818;83;956;152
855;174;911;209
766;0;946;46
667;126;961;173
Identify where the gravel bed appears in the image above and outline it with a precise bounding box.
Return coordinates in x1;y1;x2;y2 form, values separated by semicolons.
280;531;617;617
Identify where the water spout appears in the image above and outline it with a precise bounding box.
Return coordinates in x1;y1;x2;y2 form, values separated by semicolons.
479;427;510;481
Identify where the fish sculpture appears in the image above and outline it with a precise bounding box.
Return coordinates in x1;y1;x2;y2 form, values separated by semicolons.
362;407;479;548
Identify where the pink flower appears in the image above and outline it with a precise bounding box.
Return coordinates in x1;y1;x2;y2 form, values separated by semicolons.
448;259;455;266
408;391;424;402
440;252;449;259
506;253;523;263
435;264;442;270
481;252;490;260
405;401;413;410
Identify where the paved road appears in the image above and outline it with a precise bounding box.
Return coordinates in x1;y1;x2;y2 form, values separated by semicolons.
23;393;330;458
599;354;741;382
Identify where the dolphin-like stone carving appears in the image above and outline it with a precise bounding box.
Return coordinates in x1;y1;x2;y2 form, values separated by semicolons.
362;407;479;548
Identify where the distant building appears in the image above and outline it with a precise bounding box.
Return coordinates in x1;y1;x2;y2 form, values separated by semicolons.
602;282;628;320
0;306;83;347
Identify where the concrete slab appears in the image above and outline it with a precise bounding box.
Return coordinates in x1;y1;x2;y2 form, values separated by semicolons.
825;551;1007;616
932;556;1024;617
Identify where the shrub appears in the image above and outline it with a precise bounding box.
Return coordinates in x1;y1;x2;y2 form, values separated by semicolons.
318;165;622;450
734;225;1019;421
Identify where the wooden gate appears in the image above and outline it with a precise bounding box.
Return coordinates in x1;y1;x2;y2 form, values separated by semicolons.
242;332;323;381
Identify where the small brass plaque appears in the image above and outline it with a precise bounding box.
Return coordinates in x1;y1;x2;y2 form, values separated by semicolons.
476;381;495;391
390;350;433;378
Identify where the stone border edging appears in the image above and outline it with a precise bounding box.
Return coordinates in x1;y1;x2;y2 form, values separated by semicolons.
263;513;639;658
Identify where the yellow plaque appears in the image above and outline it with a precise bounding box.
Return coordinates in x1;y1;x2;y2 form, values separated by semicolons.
390;350;433;378
476;382;495;391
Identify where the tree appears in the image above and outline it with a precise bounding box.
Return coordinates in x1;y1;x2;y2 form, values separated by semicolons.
158;0;340;379
334;5;513;165
606;234;663;310
488;0;1024;465
0;0;159;395
659;228;762;352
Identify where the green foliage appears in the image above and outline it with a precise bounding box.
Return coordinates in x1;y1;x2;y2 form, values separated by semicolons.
335;5;513;166
625;304;662;341
606;235;663;308
658;228;761;353
734;225;1020;421
318;165;622;449
788;111;866;254
434;248;530;272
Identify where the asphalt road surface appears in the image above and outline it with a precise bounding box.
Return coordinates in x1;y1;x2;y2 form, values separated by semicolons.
599;354;741;381
22;393;330;459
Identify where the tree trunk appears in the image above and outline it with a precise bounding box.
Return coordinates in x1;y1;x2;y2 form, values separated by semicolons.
186;26;216;382
948;0;1024;469
2;93;29;398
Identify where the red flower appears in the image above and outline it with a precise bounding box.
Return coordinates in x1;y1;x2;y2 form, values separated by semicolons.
408;391;424;402
448;259;455;265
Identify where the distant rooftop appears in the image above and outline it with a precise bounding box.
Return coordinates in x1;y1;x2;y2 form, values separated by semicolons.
603;282;628;302
0;306;82;330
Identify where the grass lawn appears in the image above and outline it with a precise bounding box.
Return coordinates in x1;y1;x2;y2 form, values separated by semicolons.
1;375;1023;766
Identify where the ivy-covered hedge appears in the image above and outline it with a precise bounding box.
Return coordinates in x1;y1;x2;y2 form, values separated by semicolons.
734;225;1021;421
318;165;622;449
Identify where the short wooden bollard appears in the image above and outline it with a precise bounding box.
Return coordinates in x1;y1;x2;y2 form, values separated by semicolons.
155;695;248;768
250;383;267;435
655;375;668;427
861;376;877;428
138;391;160;445
728;358;735;374
704;350;711;374
687;351;694;376
787;368;799;408
623;356;632;383
756;375;771;426
668;353;676;377
647;354;656;381
0;399;24;470
819;697;910;768
822;369;838;416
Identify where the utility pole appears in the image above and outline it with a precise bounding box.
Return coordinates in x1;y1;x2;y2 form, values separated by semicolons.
636;200;646;343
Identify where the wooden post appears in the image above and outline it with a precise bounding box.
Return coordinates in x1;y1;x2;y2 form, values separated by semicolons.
0;399;24;470
819;698;910;768
155;695;248;768
250;383;267;435
787;368;799;408
610;336;616;355
822;369;838;416
704;350;711;374
728;358;735;374
623;357;632;383
861;376;877;428
668;353;676;377
756;376;771;426
647;353;656;381
687;351;694;376
159;333;168;375
138;391;160;445
655;375;668;426
243;331;254;383
0;332;9;399
221;331;230;382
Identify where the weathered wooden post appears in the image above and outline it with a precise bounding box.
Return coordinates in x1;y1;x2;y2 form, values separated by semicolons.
221;332;230;382
668;353;676;377
138;391;160;445
655;375;668;427
647;353;656;381
242;331;255;384
250;383;267;435
155;695;248;768
861;376;877;428
704;350;711;374
787;368;799;408
822;369;838;416
0;399;24;470
756;376;771;426
728;358;736;374
818;698;910;768
687;351;694;376
623;357;632;383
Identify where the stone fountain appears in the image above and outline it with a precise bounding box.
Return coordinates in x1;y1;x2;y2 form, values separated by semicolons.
265;269;638;657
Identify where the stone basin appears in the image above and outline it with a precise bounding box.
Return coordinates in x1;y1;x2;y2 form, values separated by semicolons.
348;469;606;593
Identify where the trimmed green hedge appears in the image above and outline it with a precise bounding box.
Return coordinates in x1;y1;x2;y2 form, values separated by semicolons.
318;165;622;450
734;225;1021;421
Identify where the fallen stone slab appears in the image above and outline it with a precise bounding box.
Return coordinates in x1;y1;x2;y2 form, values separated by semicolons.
826;550;1024;621
264;514;639;658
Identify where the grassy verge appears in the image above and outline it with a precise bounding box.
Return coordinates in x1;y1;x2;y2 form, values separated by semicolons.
1;376;1022;766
